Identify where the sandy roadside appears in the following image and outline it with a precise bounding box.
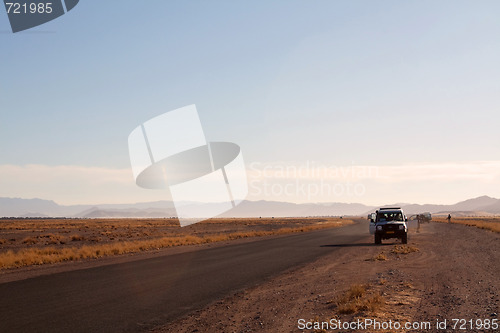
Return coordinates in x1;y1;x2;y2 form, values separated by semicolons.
152;222;499;333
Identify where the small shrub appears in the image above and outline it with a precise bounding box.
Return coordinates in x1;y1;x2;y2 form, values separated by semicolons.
335;284;383;314
22;237;38;245
70;234;85;241
366;252;387;261
347;284;366;298
403;282;414;289
391;245;419;254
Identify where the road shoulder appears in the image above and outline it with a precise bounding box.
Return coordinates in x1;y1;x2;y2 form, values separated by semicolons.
152;222;499;332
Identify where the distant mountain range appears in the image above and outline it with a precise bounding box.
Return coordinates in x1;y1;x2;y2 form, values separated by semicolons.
0;198;177;218
1;196;500;218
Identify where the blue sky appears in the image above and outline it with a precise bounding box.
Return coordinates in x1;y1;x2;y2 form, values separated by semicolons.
1;1;500;205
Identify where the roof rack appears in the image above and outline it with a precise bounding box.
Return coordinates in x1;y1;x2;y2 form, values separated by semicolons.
379;207;401;210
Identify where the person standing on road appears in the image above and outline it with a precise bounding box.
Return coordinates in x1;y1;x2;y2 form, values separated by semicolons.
447;214;451;223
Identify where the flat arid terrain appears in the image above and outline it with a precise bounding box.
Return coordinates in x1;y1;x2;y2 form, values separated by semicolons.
0;217;498;332
0;217;349;271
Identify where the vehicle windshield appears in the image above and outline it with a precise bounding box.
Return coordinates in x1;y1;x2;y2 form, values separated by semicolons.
378;212;403;222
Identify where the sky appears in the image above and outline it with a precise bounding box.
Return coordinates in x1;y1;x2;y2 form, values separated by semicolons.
1;1;500;206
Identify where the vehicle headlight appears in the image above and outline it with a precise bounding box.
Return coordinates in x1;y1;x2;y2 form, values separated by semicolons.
399;225;404;230
377;226;382;230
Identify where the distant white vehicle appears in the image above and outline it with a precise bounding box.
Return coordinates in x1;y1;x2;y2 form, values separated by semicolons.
369;207;408;244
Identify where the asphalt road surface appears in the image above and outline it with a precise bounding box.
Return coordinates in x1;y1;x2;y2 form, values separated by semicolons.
0;220;368;333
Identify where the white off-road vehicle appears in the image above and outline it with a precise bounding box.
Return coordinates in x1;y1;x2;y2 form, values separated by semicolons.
369;207;408;244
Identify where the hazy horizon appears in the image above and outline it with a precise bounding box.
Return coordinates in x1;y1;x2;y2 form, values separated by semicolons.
2;192;497;208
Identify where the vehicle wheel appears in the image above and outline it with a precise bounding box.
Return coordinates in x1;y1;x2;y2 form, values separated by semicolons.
375;234;381;245
402;233;408;244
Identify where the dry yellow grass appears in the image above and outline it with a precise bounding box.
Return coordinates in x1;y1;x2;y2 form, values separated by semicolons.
391;245;419;254
335;284;383;314
366;245;418;262
0;220;349;269
435;217;500;233
366;252;387;261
